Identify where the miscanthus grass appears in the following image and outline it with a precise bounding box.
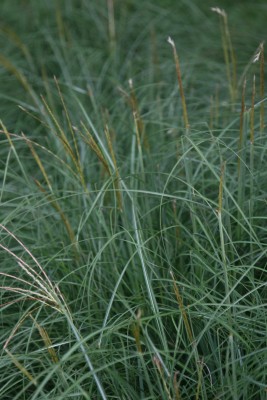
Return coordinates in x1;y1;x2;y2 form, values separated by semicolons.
0;1;266;399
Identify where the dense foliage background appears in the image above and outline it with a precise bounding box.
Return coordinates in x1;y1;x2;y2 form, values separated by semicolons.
0;1;266;399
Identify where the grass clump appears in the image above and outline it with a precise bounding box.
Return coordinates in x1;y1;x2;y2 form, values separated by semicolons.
0;1;266;399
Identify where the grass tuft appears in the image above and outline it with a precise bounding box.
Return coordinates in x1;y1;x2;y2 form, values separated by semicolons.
0;2;266;399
